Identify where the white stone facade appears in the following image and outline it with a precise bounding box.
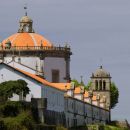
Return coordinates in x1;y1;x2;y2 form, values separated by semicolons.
65;97;110;127
4;56;66;83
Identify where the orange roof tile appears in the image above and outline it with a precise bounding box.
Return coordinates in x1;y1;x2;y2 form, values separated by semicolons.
92;95;97;101
74;87;81;94
51;83;71;90
84;91;89;97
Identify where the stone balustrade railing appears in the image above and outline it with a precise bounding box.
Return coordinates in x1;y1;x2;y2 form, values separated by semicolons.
0;46;71;51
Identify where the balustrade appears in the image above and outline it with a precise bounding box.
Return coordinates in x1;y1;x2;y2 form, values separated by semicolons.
0;45;70;52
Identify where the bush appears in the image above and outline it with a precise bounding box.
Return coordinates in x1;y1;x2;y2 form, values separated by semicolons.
56;126;67;130
104;125;129;130
70;126;88;130
0;101;31;117
1;111;35;130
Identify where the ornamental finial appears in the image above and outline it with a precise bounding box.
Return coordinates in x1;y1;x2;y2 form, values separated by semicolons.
24;4;28;16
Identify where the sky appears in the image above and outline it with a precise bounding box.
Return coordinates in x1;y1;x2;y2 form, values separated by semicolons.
0;0;130;122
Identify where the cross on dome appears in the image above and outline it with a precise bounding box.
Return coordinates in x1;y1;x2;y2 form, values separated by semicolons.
24;4;28;16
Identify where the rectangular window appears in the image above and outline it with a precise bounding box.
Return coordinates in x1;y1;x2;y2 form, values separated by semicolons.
52;69;60;82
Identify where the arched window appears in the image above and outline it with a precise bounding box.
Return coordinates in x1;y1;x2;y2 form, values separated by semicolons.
99;80;102;90
25;26;29;32
95;80;98;90
103;81;106;90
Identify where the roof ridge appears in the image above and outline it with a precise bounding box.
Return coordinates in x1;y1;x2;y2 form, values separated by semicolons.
29;33;37;46
11;33;19;44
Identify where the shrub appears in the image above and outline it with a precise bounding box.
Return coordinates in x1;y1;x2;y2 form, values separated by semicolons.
0;101;31;117
1;111;35;130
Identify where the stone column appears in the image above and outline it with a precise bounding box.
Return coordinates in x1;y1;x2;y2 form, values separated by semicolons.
96;94;100;107
65;56;71;82
88;90;93;124
39;54;45;78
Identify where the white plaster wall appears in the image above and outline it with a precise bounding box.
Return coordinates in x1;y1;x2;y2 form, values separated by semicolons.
100;109;106;121
4;57;41;71
106;111;110;121
67;98;74;113
100;103;104;108
0;65;41;101
65;112;74;128
74;94;82;100
10;94;20;101
65;97;109;127
93;107;100;121
84;105;93;124
5;57;67;83
84;98;90;103
8;62;36;74
42;86;64;112
76;115;84;126
85;104;92;118
67;90;73;97
92;101;98;106
44;57;66;82
76;100;84;115
4;57;12;63
18;57;41;71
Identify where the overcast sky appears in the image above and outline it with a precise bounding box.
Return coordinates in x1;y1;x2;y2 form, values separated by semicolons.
0;0;130;122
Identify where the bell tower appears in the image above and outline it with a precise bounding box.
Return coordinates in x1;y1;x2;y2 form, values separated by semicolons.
90;66;111;110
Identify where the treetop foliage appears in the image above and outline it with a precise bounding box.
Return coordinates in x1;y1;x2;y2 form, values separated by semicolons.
110;82;119;109
0;79;30;102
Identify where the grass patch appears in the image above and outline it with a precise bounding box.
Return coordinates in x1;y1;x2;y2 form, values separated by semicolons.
105;125;129;130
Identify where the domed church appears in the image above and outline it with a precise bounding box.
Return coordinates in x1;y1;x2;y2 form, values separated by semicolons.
1;11;72;83
0;8;111;127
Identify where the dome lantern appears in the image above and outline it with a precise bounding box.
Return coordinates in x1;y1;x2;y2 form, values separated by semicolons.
18;6;34;33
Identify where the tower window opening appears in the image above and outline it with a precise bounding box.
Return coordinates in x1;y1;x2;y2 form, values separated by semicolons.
23;24;30;32
99;80;102;90
95;80;98;90
103;81;106;90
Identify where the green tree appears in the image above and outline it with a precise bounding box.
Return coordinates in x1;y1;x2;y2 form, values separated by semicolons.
85;81;92;90
0;79;30;101
110;82;119;109
71;79;85;87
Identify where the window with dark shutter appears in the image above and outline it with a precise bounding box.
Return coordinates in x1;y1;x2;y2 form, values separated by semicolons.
52;69;59;82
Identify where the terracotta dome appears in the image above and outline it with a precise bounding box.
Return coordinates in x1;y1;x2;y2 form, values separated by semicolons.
93;66;110;77
2;33;52;47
